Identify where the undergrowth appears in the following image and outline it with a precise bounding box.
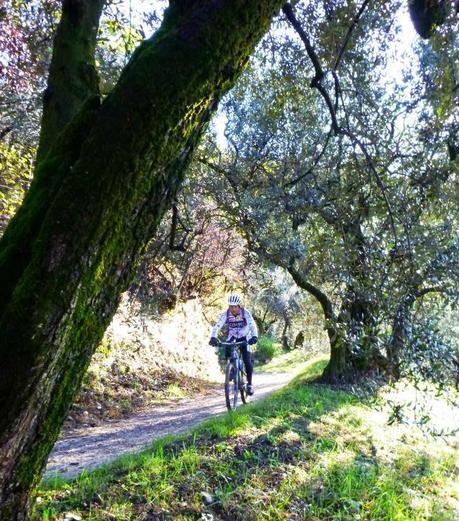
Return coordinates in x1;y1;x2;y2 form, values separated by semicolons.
35;358;459;520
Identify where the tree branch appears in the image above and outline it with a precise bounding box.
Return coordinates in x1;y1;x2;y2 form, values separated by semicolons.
283;2;340;135
168;204;188;251
415;286;450;299
287;263;335;321
283;128;333;187
333;0;371;71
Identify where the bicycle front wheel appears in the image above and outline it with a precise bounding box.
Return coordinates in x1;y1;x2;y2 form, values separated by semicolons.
225;362;239;411
239;365;247;404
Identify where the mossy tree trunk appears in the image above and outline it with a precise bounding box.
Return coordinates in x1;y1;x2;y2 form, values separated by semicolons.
287;264;385;382
408;0;448;39
0;1;283;518
325;218;386;381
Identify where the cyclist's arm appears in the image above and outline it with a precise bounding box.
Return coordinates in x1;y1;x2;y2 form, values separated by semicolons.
245;309;258;338
211;311;227;339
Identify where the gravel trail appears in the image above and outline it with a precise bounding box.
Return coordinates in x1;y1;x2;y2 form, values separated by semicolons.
45;371;294;479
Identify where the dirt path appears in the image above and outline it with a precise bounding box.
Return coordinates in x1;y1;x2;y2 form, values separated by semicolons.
45;371;294;479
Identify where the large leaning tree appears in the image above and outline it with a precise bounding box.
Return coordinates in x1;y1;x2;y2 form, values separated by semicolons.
0;0;286;518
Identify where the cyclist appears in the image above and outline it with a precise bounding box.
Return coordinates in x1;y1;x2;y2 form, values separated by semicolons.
209;294;258;395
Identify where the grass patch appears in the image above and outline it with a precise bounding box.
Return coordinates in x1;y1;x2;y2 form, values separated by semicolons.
35;359;459;520
259;348;327;376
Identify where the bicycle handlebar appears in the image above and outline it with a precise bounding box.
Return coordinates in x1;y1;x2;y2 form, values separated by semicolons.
217;340;247;347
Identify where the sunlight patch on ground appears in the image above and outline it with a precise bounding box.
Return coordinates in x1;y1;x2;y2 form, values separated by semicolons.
258;349;328;374
36;358;459;520
380;381;459;434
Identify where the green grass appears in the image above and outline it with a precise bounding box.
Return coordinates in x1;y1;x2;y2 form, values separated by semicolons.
259;347;324;375
35;358;459;520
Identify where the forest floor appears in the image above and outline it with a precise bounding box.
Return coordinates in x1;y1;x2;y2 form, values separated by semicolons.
64;367;218;432
45;351;309;479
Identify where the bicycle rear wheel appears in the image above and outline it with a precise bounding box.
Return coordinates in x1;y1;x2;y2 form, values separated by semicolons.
225;362;238;410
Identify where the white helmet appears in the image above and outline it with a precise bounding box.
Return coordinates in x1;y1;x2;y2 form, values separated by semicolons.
228;294;242;306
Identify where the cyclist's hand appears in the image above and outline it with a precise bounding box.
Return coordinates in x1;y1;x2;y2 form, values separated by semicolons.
248;336;258;345
209;337;219;347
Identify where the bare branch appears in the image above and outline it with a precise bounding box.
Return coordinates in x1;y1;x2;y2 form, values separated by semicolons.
168;204;187;252
283;2;340;135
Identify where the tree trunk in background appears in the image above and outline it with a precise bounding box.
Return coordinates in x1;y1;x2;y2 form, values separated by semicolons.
0;1;283;518
253;313;265;335
281;315;291;350
286;266;356;382
321;330;352;383
342;290;380;367
253;312;276;336
387;303;406;379
323;218;387;381
287;265;384;382
293;330;304;349
323;295;388;383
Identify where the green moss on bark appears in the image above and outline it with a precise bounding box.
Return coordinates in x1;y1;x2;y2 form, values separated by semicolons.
0;95;101;318
408;0;448;39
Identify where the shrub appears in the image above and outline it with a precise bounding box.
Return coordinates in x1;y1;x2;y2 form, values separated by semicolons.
254;335;276;362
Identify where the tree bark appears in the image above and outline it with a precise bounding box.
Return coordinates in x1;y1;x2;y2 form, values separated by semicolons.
281;314;291;350
340;289;378;364
408;0;448;39
0;1;283;518
325;218;384;378
0;0;106;319
387;301;407;379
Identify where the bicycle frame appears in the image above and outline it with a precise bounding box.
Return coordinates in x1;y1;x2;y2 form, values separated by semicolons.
220;340;246;358
219;340;248;410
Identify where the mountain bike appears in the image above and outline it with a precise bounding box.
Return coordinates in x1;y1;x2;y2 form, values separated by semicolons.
218;340;248;411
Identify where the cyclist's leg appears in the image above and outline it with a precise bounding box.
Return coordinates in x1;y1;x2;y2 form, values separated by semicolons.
240;341;253;385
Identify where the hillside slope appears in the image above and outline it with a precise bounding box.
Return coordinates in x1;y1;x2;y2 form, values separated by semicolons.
67;297;222;429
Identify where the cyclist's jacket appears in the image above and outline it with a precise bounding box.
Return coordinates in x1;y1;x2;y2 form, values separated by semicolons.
211;307;258;341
